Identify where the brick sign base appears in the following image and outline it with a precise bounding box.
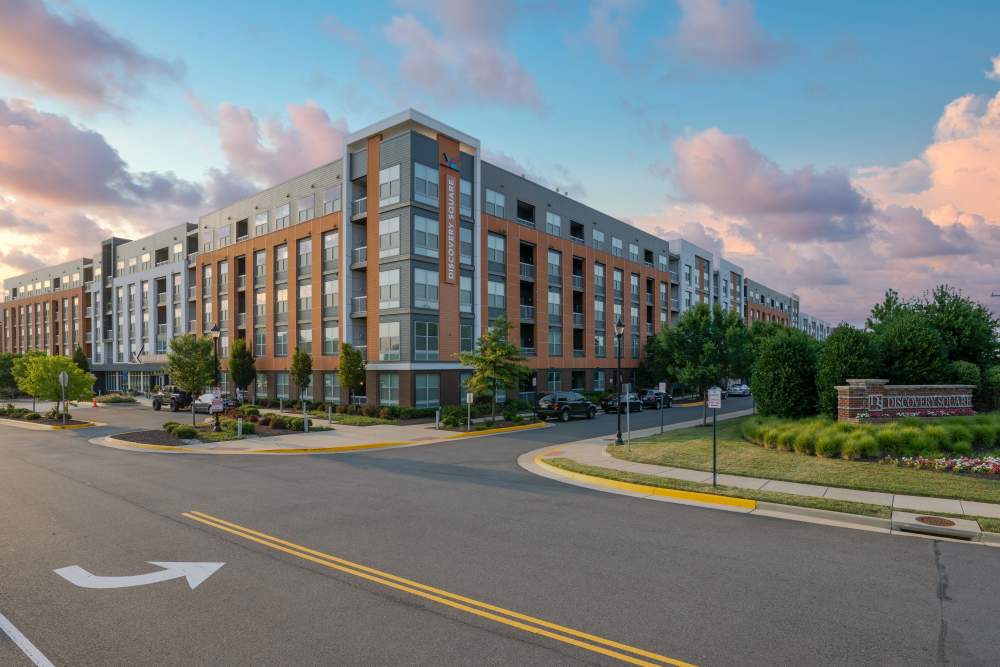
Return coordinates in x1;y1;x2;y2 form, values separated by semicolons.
836;379;975;423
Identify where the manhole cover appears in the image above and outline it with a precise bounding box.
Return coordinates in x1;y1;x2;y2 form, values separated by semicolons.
915;516;956;527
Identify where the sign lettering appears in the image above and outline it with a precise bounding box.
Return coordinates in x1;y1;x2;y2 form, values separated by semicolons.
444;171;458;284
868;394;972;411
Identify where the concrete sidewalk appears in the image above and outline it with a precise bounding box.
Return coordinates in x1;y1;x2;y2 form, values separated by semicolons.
548;439;1000;519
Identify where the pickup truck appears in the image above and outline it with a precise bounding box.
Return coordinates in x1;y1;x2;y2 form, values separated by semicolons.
151;386;193;412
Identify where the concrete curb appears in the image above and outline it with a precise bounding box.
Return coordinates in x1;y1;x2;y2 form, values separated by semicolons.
518;446;998;547
0;416;102;431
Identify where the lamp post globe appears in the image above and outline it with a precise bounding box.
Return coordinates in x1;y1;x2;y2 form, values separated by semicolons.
614;317;625;446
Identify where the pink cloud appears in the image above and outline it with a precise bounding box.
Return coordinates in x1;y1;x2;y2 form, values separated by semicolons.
217;101;349;187
669;0;788;70
672;128;873;242
382;0;542;110
0;0;181;110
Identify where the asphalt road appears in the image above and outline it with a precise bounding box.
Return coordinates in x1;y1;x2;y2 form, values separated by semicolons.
1;396;998;666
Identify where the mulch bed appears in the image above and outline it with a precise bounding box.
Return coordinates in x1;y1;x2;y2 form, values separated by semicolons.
0;415;91;427
114;430;186;446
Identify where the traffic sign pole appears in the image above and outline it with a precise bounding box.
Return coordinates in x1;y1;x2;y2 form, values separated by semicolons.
707;386;722;487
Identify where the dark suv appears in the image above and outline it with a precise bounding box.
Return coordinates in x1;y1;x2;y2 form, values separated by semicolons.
639;389;671;409
151;385;193;412
535;392;597;422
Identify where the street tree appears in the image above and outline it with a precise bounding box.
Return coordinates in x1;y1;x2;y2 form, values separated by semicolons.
865;288;910;334
874;310;949;385
227;338;256;402
167;335;217;424
289;346;313;430
815;325;876;417
13;350;46;410
23;355;96;417
752;328;819;418
458;315;532;421
0;352;17;399
339;342;366;406
72;346;90;373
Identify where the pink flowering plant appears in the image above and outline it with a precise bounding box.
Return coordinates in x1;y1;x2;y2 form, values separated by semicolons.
882;455;1000;476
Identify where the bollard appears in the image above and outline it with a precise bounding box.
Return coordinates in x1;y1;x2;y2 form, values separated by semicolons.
237;417;243;440
328;404;333;425
435;408;440;430
279;399;283;413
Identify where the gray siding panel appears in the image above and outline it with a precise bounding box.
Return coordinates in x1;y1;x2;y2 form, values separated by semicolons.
351;150;367;180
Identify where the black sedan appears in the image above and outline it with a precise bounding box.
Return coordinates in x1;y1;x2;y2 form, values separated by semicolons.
601;392;643;413
638;389;671;409
535;392;597;422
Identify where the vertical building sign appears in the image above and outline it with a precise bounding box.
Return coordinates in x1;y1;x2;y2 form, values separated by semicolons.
443;169;458;284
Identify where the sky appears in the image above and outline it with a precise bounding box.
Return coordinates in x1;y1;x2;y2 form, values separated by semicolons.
1;0;999;325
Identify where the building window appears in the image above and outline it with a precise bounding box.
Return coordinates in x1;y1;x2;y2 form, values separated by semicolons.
379;269;400;309
274;203;290;230
460;372;472;404
414;321;438;361
485;189;505;217
254;329;266;357
592;228;605;251
414;267;439;309
487;280;505;310
275;327;288;356
547;370;561;393
684;264;692;285
379;216;400;258
379;164;401;207
594;370;605;391
323;186;342;215
459;226;474;265
379;373;399;405
547;288;561;320
324;372;341;403
323;277;338;309
275;287;288;314
459;275;473;313
297;237;312;269
323;324;339;355
255;372;268;398
547;249;561;278
298;326;312;354
630;305;639;327
276;372;289;399
414;163;439;206
379;321;400;361
323;230;338;264
297;194;315;223
613;269;623;297
629;243;639;263
460;179;472;217
275;245;288;273
414;215;439;258
684;291;692;307
254;250;266;279
658;254;668;272
631;335;640;359
630;274;639;302
548;327;562;356
487;233;505;264
545;211;561;236
611;237;623;257
461;322;474;352
594;263;605;290
297;283;311;315
415;374;440;407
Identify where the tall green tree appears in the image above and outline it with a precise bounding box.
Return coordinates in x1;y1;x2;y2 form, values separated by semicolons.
167;335;217;424
0;352;17;399
458;315;532;420
23;355;95;417
339;342;366;405
919;285;999;369
227;338;256;400
289;346;313;430
874;310;949;384
815;325;876;417
72;346;89;373
13;350;46;410
865;288;911;334
752;329;820;418
656;304;750;425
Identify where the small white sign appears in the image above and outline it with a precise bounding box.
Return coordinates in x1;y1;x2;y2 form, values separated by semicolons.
210;399;224;414
658;382;667;393
58;371;69;388
707;387;722;409
466;392;474;405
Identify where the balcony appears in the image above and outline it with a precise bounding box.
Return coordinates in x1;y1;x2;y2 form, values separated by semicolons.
547;272;562;287
519;305;535;321
519;262;535;280
647;323;654;335
188;286;196;300
237;275;246;291
157;323;168;336
671;297;680;310
236;313;247;328
548;312;562;326
352;196;367;218
669;270;679;283
157;292;167;306
322;248;338;270
155;339;168;354
570;235;585;245
85;332;93;343
646;293;654;305
572;312;584;328
85;306;93;317
573;349;585;358
516;217;535;228
572;275;584;291
352;246;368;265
189;319;196;332
520;346;536;357
353;345;368;362
352;295;368;315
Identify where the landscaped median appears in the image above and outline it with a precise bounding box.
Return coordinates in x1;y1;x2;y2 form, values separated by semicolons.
0;404;99;430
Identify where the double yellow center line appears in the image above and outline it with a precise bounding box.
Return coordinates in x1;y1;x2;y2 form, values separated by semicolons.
183;510;695;667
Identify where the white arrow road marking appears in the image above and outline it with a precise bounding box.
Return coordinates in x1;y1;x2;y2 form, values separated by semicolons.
0;611;55;667
53;561;224;590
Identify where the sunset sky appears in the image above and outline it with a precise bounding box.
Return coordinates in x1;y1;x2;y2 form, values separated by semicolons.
1;0;999;323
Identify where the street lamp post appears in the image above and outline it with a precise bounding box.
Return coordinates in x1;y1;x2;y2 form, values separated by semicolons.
209;323;221;432
614;317;625;446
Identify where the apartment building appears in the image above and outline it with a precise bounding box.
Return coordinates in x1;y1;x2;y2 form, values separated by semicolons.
1;259;92;359
744;278;796;325
0;109;833;406
798;313;832;341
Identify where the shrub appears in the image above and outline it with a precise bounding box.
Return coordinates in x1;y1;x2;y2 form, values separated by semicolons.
96;393;138;404
874;311;949;384
815;325;877;417
440;405;465;427
23;411;41;420
841;433;878;459
288;417;305;431
248;414;260;423
162;421;180;434
949;360;981;387
399;407;436;420
172;424;198;439
240;405;260;417
257;415;272;427
775;428;797;452
45;406;71;420
270;415;289;430
751;329;819;418
814;430;846;458
793;426;819;455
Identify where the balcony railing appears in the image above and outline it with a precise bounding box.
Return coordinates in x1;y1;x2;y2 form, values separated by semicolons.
353;197;367;217
519;262;535;280
520;346;536;357
671;297;680;310
157;292;167;306
188;286;196;300
572;312;584;328
237;275;246;290
353;345;368;362
669;270;679;283
157;323;168;336
352;246;368;264
570;235;585;245
573;349;585;357
237;313;246;328
548;312;562;325
520;305;535;321
85;332;93;343
352;295;367;314
516;217;535;228
646;293;654;305
189;319;197;332
85;307;93;317
572;275;584;290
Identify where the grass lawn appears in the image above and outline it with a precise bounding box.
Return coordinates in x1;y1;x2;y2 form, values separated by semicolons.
547;457;1000;534
612;417;1000;504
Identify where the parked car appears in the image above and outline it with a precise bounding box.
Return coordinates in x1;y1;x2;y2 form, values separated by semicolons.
192;392;241;414
535;392;597;422
601;392;643;414
639;389;671;409
151;385;192;412
728;384;751;397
